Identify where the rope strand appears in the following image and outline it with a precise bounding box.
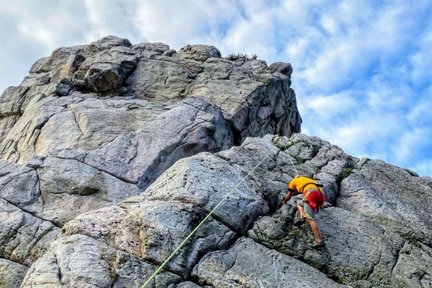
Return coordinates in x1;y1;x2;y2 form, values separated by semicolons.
141;154;270;287
288;153;299;176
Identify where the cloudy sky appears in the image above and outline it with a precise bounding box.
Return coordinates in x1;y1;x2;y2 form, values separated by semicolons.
1;0;431;176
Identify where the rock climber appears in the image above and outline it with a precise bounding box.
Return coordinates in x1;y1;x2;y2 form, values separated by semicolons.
283;175;326;248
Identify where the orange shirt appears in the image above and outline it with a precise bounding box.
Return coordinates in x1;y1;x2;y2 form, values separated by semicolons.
288;176;320;196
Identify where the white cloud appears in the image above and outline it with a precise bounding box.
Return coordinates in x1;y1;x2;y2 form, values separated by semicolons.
408;96;432;126
414;160;432;178
298;91;358;121
1;1;89;48
391;127;431;163
289;1;426;91
0;1;90;91
132;0;240;49
409;26;432;85
82;0;140;42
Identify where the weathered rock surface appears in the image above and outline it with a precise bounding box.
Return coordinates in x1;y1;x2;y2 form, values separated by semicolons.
192;237;346;287
21;234;182;288
0;36;302;287
0;258;28;288
62;200;236;278
1;36;431;288
0;35;301;153
338;159;432;244
0;198;60;266
18;133;432;287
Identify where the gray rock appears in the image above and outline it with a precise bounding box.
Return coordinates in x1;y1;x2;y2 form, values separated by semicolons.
175;45;221;62
392;242;432;287
89;35;132;50
192;237;346;287
146;152;270;233
0;116;143;227
0;258;28;288
126;56;203;102
125;44;300;143
1;94;163;163
0;159;62;272
241;59;268;73
0;159;39;207
22;134;347;286
84;62;124;93
268;62;293;76
133;42;170;55
83;97;233;189
53;54;86;81
0;116;18;151
3;36;430;288
62;200;236;277
39;96;164;154
0;36;136;120
248;205;408;286
338;159;432;244
74;46;137;94
71;47;137;94
1;36;301;172
55;80;73;96
171;282;208;288
0;94;67;164
21;234;182;288
0;86;28;117
36;156;143;226
0;199;60;266
163;49;177;57
18;133;432;287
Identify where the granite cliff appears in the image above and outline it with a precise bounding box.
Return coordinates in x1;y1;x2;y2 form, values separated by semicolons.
0;36;431;288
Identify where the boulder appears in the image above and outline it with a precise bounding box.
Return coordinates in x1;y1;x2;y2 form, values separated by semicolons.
36;156;143;226
175;45;221;62
0;199;60;266
19;134;432;287
268;62;293;76
248;204;408;286
0;258;28;288
84;62;124;93
62;200;236;278
338;159;432;244
21;234;182;288
392;242;432;287
82;97;233;189
192;237;346;287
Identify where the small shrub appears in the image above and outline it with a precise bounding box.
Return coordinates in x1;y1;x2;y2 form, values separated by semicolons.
341;168;354;179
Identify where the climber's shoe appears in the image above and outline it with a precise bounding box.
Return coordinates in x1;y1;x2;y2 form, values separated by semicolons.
312;240;326;249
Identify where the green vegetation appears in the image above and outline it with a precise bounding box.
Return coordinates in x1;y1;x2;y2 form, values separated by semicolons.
341;167;354;179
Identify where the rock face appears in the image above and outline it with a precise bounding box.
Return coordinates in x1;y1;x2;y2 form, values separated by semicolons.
14;134;432;288
0;36;301;287
1;36;432;288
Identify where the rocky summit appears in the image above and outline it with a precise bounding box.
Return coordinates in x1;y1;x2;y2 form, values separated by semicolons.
0;36;431;288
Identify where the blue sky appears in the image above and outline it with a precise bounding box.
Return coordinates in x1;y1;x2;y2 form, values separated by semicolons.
1;0;431;176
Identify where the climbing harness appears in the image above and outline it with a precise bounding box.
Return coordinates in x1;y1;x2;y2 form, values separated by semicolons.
141;145;299;287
